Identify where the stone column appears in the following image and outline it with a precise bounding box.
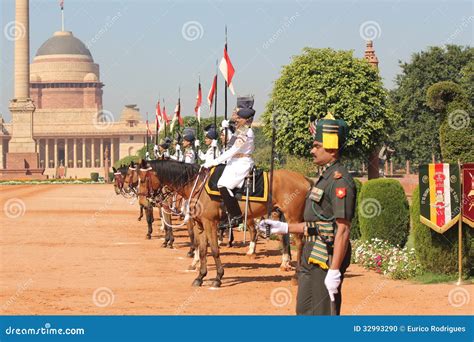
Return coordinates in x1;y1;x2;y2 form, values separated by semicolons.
73;138;77;168
65;138;68;167
45;138;49;168
91;138;95;168
54;138;58;168
110;138;114;166
82;138;86;168
100;138;104;167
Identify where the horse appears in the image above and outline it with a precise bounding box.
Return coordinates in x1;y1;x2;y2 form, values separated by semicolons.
113;163;148;221
137;159;309;288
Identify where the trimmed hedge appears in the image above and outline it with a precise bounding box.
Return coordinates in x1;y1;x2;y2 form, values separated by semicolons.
411;186;471;275
350;178;362;240
359;178;410;247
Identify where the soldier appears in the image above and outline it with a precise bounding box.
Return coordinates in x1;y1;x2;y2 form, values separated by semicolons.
197;125;220;163
204;96;256;229
259;113;355;315
155;137;171;159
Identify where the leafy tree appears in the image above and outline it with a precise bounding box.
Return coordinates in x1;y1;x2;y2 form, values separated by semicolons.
389;45;473;165
261;47;397;171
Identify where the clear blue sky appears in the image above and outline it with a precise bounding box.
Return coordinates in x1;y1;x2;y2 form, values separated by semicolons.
1;0;472;123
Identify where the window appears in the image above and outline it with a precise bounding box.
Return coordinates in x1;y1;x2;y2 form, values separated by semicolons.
130;136;134;141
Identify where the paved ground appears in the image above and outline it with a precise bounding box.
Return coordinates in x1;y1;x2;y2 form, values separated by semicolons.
0;184;471;315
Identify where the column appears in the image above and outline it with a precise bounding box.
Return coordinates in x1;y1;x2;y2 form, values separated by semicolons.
100;138;104;167
82;138;86;168
91;138;95;168
45;138;49;168
54;138;58;168
14;0;30;99
65;138;68;167
390;161;393;177
73;138;77;168
406;160;410;175
110;138;115;165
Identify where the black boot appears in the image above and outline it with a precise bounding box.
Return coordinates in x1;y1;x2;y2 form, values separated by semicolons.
218;187;243;229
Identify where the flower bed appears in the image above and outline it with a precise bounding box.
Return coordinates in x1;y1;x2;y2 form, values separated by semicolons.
351;238;421;279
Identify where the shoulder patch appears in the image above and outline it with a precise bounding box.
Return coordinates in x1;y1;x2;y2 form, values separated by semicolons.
335;187;346;199
333;171;343;179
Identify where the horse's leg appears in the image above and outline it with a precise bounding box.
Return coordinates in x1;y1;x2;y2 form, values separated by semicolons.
145;204;153;239
138;204;143;221
279;233;293;271
186;220;195;258
246;219;258;259
206;221;224;288
192;222;208;287
291;233;304;285
189;223;201;270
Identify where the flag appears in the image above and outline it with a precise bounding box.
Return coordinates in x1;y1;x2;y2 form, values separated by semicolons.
170;99;183;132
146;119;153;136
194;82;202;123
155;100;162;132
462;163;474;228
207;75;217;114
219;46;235;95
162;104;169;124
419;163;461;233
59;0;64;10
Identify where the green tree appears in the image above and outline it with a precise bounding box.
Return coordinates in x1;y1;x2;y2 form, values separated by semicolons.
261;47;397;169
389;45;474;165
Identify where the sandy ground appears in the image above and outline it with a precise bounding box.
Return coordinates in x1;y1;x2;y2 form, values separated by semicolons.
0;184;472;315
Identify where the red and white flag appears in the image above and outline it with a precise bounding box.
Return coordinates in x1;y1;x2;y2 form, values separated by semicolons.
155;100;163;133
194;82;202;123
170;99;183;132
59;0;64;10
162;104;170;124
219;46;235;95
146;119;153;136
207;75;217;114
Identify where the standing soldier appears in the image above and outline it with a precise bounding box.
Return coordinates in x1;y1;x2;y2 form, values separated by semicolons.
204;96;256;229
259;113;355;315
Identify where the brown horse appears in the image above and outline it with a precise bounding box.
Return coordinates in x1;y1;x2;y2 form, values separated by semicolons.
138;159;309;288
113;163;148;221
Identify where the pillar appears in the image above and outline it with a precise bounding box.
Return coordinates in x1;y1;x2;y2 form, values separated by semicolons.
45;138;49;168
73;138;77;168
91;138;95;167
100;138;104;167
111;138;115;165
82;138;86;168
65;138;68;167
54;138;58;168
406;160;410;175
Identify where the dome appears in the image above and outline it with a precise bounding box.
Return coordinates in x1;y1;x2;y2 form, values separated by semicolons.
120;105;142;122
84;73;98;82
36;31;92;59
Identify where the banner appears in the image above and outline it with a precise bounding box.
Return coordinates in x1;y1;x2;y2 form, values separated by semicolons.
462;163;474;227
419;163;461;233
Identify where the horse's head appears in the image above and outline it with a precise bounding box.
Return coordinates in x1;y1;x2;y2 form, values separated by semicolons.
112;166;127;195
123;161;139;194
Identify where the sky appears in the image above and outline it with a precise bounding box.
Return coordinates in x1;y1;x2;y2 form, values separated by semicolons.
0;0;472;123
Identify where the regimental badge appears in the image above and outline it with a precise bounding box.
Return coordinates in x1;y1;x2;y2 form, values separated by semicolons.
309;186;324;202
335;188;346;199
333;171;342;179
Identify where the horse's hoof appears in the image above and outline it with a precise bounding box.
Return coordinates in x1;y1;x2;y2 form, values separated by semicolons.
161;242;168;248
192;279;203;287
187;264;196;271
246;253;257;259
211;279;222;288
168;244;174;249
146;234;151;240
290;277;298;286
186;250;194;258
138;218;142;221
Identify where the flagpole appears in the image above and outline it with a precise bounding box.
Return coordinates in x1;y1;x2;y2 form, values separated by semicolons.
61;3;65;31
224;26;228;149
213;60;218;159
457;159;464;285
163;98;167;137
146;112;149;155
197;75;201;142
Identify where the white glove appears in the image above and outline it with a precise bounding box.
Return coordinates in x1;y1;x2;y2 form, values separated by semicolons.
324;269;341;301
194;140;200;147
211;140;218;148
175;144;181;151
203;160;218;169
257;219;288;235
221;120;229;128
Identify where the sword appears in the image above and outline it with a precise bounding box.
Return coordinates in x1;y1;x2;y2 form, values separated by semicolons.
243;176;250;243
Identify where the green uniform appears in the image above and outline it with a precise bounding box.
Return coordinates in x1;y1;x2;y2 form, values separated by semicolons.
296;160;356;315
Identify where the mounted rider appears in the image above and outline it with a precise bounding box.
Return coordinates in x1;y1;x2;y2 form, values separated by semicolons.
203;95;256;229
197;124;220;163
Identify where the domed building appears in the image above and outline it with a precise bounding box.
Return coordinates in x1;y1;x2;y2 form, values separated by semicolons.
0;28;147;178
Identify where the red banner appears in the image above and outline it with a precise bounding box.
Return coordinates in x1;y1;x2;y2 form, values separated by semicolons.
462;163;474;228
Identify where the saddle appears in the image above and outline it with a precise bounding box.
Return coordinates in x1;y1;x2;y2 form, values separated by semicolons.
204;165;268;202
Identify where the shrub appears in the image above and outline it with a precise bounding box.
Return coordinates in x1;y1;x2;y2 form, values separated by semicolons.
90;172;99;182
359;178;410;247
350;178;363;240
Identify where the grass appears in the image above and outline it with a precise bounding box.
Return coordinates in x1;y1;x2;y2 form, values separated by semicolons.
410;272;472;284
